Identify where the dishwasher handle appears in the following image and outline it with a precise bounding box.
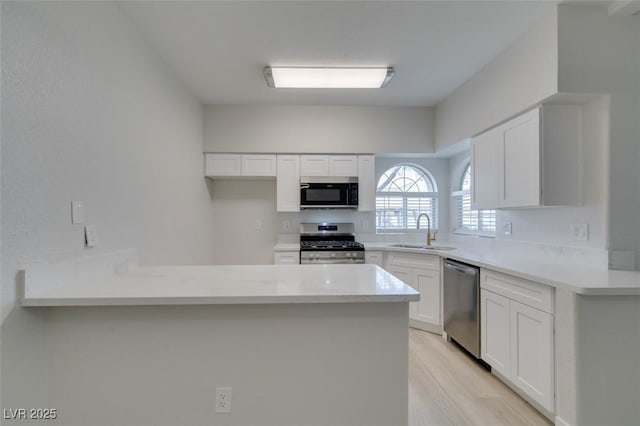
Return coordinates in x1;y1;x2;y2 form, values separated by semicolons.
444;260;478;276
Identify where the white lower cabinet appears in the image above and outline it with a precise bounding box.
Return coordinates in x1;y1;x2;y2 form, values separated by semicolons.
509;300;554;412
480;289;510;378
364;251;383;267
386;253;441;333
274;251;300;265
481;269;554;414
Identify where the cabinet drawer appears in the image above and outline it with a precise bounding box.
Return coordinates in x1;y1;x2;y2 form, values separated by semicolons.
365;251;384;267
481;269;553;314
386;253;440;271
274;252;300;265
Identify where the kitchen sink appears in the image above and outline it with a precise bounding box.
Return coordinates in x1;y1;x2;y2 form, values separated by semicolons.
390;243;456;251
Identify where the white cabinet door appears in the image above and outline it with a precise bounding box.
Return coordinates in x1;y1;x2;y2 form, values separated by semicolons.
276;155;300;212
274;251;300;265
415;268;440;326
242;154;277;177
357;155;376;212
205;154;242;177
364;251;383;267
481;289;511;378
300;155;329;176
387;266;417;319
471;127;500;210
329;155;358;176
509;300;554;412
500;108;540;208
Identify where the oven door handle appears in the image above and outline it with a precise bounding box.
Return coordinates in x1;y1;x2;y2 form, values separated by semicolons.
300;184;310;189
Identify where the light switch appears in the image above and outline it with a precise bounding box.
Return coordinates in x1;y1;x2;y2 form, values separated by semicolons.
85;225;98;248
71;201;85;225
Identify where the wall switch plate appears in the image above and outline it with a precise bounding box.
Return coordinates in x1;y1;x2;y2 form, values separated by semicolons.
361;219;369;231
85;225;98;248
71;201;85;225
215;387;232;414
254;219;262;230
503;222;512;235
282;219;290;232
571;223;588;241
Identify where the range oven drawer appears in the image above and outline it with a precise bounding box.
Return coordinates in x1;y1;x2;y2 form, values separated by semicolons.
300;251;365;264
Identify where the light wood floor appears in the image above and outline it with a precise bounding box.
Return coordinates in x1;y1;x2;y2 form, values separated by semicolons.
409;328;552;426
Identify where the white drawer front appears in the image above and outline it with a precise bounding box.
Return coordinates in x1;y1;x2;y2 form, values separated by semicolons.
386;253;440;271
274;252;300;265
481;269;553;314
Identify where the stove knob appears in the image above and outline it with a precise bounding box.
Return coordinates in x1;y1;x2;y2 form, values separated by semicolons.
346;252;352;257
330;253;336;258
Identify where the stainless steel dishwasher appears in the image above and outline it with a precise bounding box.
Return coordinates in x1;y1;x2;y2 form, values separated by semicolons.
443;259;481;358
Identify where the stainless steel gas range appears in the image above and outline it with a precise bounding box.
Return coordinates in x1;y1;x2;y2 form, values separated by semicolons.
299;223;365;264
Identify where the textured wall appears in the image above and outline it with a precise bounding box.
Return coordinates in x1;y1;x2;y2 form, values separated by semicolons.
1;1;213;412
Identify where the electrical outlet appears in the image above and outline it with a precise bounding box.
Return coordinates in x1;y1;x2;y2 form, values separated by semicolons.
254;219;262;230
361;219;369;231
571;223;588;241
283;219;290;232
71;201;85;224
215;387;232;414
84;225;98;248
503;222;512;236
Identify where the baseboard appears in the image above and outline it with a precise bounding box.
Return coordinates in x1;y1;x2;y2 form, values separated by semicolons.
491;370;555;422
409;319;442;335
554;416;572;426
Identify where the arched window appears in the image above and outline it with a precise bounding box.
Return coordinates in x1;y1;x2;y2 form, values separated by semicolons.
376;164;438;231
453;162;496;235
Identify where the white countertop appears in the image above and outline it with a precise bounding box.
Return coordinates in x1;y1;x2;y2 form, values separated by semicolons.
364;242;640;296
21;264;420;307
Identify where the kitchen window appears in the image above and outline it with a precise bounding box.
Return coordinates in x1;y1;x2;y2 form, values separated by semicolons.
453;163;496;236
376;164;438;231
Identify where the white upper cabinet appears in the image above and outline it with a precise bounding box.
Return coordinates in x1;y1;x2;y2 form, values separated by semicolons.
357;155;375;212
471;127;500;210
276;155;300;212
205;154;276;178
205;154;242;177
471;105;581;209
500;108;541;208
329;155;358;176
241;154;277;177
300;155;359;177
300;155;329;176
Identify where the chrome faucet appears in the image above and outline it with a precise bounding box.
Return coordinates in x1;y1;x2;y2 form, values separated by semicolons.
417;213;436;246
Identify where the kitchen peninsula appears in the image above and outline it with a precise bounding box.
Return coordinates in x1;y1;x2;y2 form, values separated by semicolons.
20;253;418;426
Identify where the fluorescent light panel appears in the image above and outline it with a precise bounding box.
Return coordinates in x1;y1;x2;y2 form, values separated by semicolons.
264;67;394;88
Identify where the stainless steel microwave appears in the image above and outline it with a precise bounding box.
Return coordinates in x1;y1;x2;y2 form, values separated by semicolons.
300;177;358;209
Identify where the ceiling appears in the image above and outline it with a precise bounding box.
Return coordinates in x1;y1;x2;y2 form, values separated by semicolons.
121;1;562;107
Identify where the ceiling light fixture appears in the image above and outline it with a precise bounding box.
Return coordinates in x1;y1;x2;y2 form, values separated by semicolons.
264;66;394;89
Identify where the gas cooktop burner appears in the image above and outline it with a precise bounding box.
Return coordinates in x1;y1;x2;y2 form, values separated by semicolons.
300;240;365;251
299;223;366;263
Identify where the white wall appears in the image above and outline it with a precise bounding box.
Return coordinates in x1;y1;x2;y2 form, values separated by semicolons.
209;180;278;265
435;9;558;150
448;97;608;250
555;5;640;268
497;98;608;249
46;303;409;426
1;1;214;412
204;105;435;154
